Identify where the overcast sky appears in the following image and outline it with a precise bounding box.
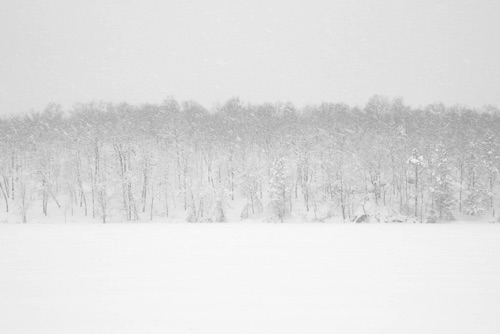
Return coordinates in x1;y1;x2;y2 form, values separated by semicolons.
0;0;499;114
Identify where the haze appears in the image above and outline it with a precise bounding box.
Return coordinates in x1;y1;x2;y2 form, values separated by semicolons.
1;0;499;114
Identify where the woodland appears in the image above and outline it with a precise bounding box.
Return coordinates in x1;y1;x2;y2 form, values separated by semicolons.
0;96;498;223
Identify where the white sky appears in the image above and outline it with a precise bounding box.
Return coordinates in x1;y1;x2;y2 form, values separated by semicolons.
0;0;499;114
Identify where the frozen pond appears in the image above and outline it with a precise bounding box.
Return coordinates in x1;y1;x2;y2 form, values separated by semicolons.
1;223;499;333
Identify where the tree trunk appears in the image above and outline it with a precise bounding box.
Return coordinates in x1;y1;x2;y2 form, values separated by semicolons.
0;181;8;212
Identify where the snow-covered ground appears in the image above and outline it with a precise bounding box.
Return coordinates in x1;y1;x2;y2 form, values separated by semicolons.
1;223;499;334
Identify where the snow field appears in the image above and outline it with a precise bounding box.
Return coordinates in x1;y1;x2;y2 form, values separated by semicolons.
1;223;500;333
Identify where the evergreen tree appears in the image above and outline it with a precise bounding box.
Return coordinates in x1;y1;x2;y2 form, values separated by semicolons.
268;157;291;223
430;144;455;220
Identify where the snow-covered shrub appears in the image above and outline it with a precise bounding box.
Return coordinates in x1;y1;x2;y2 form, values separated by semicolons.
463;187;489;216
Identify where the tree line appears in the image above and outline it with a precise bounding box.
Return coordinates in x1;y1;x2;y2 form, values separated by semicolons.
0;96;498;223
